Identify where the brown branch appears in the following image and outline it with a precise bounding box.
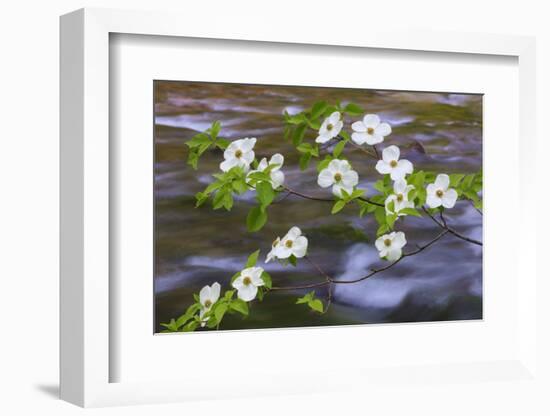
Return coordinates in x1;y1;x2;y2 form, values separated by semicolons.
422;207;482;246
282;185;384;207
271;229;449;291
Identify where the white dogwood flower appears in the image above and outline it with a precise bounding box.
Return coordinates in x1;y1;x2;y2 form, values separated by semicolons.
375;231;407;261
232;267;265;302
426;174;458;209
317;159;359;198
198;282;221;324
247;153;285;189
273;227;308;260
375;145;414;180
315;111;343;143
385;179;415;216
351;114;392;145
265;237;281;263
220;137;256;172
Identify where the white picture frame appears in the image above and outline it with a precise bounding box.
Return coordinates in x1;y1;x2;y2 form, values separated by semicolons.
60;7;538;408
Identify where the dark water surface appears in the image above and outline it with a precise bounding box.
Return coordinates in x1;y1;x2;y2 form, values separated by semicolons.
154;81;482;332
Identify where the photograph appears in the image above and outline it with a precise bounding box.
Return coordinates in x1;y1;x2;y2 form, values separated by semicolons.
154;81;483;333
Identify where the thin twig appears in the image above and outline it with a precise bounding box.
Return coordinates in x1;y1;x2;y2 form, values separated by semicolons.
271;229;449;291
422;207;482;246
282;185;384;207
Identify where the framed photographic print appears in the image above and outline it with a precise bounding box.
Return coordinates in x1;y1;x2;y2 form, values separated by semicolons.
153;80;483;334
60;7;540;408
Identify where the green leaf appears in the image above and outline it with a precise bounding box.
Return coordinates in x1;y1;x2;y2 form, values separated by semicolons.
209;120;221;139
292;123;307;147
230;299;249;315
246;206;268;232
214;138;230;150
374;179;387;194
333;140;346;158
297;143;313;153
399;208;422;217
256;181;275;207
261;271;272;289
214;303;228;322
181;320;199;332
343;102;363;116
449;173;465;188
308;299;324;313
311;101;328;119
386;213;398;229
187;149;199;170
299;152;312;171
332;199;346;214
224;290;235;301
296;291;314;304
195;191;209;207
245;250;260;268
186;133;211;148
317;156;333;173
288;255;297;267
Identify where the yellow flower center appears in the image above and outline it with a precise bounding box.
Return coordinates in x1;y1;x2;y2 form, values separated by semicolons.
367;127;375;135
204;300;212;308
396;193;404;202
334;172;342;182
327;123;333;131
235;149;243;158
384;239;392;247
436;189;444;198
390;160;398;168
243;276;252;286
285;240;294;248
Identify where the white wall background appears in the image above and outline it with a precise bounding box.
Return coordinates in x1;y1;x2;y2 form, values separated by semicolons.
0;1;547;414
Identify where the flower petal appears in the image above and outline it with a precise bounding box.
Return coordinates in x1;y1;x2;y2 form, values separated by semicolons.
239;137;257;152
329;111;341;123
332;183;353;198
237;285;258;302
257;157;268;171
286;227;302;239
392;231;406;249
390;166;408;181
241;150;255;165
426;194;441;209
318;169;335;188
375;160;391;175
386;247;402;262
351;132;368;145
434;174;450;190
394;179;407;194
375;122;392;137
269;153;284;169
210;282;221;302
351;120;366;133
199;285;211;305
382;145;400;163
342;170;359;187
363;114;380;128
232;275;244;290
365;134;384;145
442;188;458;208
375;236;386;251
315;134;331;144
270;170;285;188
220;158;239;172
397;159;413;175
292;236;308;258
